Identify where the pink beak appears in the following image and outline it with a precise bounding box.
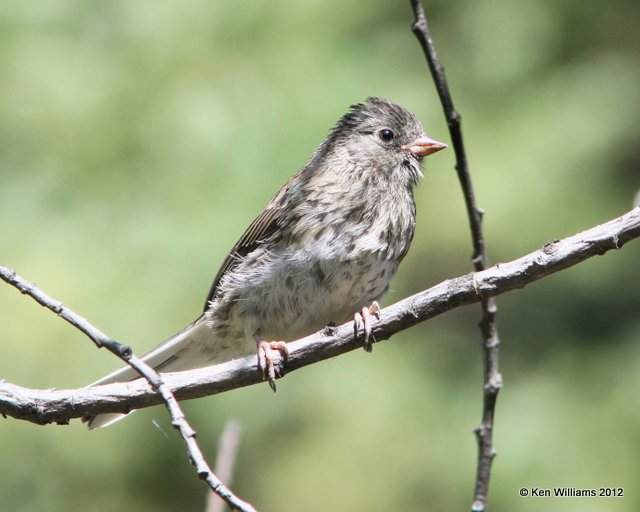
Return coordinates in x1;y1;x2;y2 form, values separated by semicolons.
403;135;448;158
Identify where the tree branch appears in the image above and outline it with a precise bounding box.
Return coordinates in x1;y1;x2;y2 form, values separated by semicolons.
2;207;638;425
207;420;244;512
0;269;256;512
408;2;502;509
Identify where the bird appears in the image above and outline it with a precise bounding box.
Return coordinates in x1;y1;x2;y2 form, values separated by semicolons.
84;97;446;428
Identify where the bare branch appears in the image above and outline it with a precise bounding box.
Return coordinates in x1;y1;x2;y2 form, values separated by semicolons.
207;420;244;512
409;2;503;509
0;270;256;512
2;207;638;425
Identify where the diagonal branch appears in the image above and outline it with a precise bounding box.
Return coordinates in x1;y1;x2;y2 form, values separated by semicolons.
2;207;638;425
0;269;256;512
409;2;502;510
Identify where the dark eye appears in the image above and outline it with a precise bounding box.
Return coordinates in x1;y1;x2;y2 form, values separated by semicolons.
378;129;394;142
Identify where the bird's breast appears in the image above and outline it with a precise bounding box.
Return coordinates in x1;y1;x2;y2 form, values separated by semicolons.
213;182;416;343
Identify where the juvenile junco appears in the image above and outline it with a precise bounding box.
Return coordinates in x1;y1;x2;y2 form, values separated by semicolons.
85;97;446;428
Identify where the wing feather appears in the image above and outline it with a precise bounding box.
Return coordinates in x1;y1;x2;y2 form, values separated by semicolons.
202;184;291;310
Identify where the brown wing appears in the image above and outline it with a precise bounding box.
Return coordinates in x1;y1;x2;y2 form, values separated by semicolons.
202;187;289;311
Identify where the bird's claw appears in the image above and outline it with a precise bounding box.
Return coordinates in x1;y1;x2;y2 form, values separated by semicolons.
353;301;381;352
254;333;289;392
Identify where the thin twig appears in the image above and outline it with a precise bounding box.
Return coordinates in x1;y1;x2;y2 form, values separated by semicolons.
2;206;639;424
207;420;244;512
408;2;505;509
0;268;256;512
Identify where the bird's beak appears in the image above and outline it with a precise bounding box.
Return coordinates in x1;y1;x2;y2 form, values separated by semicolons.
403;135;448;158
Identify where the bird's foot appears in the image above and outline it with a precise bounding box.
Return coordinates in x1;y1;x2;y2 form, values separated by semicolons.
353;301;381;352
254;332;289;392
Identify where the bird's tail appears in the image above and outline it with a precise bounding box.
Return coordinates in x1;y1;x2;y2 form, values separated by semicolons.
83;315;212;429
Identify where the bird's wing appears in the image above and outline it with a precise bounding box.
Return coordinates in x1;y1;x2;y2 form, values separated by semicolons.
203;185;291;310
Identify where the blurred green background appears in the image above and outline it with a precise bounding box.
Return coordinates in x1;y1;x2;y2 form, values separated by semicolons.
1;1;639;511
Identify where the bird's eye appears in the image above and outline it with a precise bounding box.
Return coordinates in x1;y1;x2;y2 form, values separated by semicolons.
378;129;394;142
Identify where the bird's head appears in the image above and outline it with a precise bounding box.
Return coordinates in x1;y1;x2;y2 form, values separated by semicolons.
319;97;447;187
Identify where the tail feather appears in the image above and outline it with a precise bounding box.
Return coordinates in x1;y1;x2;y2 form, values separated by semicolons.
84;315;212;429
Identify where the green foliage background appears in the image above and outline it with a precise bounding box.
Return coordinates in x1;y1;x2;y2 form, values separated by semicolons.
1;1;639;511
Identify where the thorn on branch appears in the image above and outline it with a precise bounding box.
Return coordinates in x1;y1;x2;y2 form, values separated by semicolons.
485;373;503;393
542;240;560;255
411;19;426;34
323;322;337;336
471;254;484;266
473;423;490;438
99;338;132;358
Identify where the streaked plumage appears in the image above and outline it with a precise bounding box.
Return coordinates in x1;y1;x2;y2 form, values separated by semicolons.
84;97;446;428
